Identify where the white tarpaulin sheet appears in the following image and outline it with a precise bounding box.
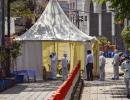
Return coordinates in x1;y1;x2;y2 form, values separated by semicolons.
16;0;95;41
16;41;43;80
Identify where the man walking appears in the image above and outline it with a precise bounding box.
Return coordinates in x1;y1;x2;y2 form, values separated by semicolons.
86;50;93;81
121;55;130;98
112;49;120;80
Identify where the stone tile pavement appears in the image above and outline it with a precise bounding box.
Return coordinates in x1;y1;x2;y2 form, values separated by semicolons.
0;80;63;100
80;58;129;100
0;58;129;100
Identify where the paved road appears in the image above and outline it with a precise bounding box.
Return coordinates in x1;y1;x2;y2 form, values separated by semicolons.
80;58;129;100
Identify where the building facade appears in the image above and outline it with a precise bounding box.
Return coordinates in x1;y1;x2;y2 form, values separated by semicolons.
76;0;124;50
59;0;127;50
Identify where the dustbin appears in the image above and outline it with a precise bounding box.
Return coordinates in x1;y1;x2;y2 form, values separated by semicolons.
15;75;24;83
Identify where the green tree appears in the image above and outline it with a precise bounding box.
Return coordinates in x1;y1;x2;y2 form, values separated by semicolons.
96;0;130;21
98;36;111;51
96;0;130;50
98;36;109;46
10;0;47;30
121;26;130;44
10;0;47;17
0;47;9;78
10;0;34;17
10;0;38;30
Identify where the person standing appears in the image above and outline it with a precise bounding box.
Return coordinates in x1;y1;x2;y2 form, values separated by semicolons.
61;54;68;81
50;52;57;80
112;49;120;80
121;55;130;98
86;50;93;81
99;51;106;81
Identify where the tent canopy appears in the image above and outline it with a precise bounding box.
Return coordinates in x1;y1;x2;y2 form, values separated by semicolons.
16;0;96;42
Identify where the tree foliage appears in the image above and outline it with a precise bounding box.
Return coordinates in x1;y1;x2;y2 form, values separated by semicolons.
10;0;35;17
98;36;109;46
96;0;130;21
0;47;8;64
10;41;22;72
96;0;130;46
121;26;130;44
10;0;47;17
10;41;21;59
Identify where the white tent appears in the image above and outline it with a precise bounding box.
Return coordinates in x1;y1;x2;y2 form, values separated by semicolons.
16;0;95;41
16;0;96;80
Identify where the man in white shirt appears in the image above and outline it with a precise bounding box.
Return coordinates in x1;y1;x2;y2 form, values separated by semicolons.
99;51;106;81
121;55;130;98
112;49;120;80
86;50;93;81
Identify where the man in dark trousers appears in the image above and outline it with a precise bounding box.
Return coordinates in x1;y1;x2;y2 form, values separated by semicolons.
86;50;93;81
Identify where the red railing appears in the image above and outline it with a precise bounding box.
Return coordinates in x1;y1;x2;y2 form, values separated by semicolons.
48;61;81;100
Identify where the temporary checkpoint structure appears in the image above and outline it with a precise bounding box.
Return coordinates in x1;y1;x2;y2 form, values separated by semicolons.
16;0;98;79
16;0;98;80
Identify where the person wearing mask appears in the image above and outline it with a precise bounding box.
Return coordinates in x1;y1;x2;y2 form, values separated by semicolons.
121;55;130;98
112;49;120;80
99;51;106;81
61;54;68;81
86;50;93;81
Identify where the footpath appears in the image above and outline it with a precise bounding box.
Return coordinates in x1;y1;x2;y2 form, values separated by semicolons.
80;58;129;100
0;80;62;100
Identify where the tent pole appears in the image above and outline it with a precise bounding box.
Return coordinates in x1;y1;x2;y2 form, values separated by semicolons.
69;42;71;73
57;42;58;59
54;41;55;53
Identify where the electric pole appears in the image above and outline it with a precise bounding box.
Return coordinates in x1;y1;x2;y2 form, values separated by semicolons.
6;0;11;76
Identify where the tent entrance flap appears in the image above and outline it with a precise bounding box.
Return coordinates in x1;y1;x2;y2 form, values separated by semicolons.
42;41;85;72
